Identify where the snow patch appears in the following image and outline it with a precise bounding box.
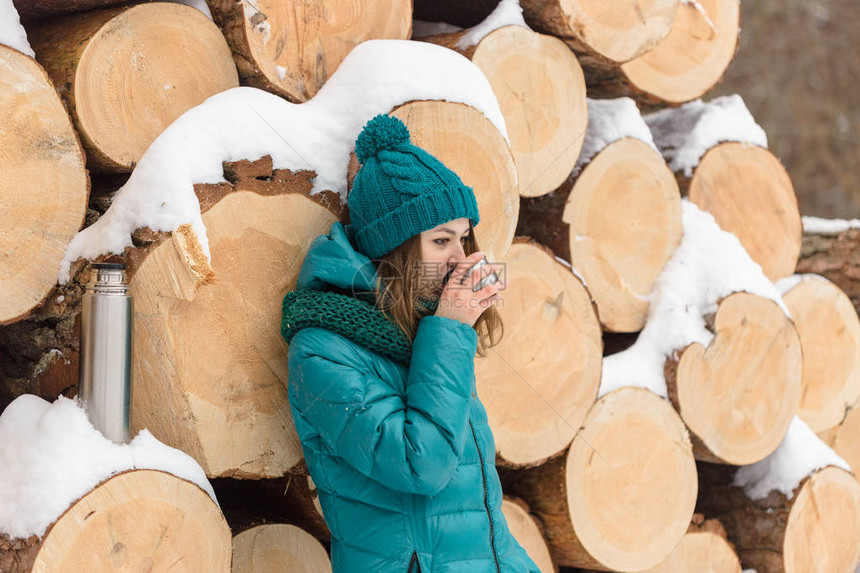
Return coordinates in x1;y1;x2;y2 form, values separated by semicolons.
573;98;659;177
57;39;507;283
774;273;827;295
599;200;789;398
0;0;34;57
644;94;768;177
802;215;860;234
733;416;851;500
455;0;529;50
0;394;217;540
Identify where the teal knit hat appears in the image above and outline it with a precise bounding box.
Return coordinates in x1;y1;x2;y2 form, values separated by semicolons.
346;114;481;259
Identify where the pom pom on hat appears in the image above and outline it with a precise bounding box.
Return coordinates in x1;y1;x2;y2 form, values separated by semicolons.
354;114;411;164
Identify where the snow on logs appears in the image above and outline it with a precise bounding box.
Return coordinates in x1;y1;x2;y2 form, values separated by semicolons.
600;201;803;468
665;292;802;465
231;524;332;573
474;238;602;468
498;387;698;572
0;45;88;326
26;2;239;171
517;98;683;332
1;470;231;573
420;22;588;197
0;394;231;573
645;96;802;282
697;421;860;573
207;0;412;102
587;0;740;109
127;99;516;479
44;39;512;478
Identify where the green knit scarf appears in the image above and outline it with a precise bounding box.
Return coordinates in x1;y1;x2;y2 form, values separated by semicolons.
282;288;438;366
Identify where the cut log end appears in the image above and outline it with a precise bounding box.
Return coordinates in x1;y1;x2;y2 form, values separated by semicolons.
669;292;802;465
27;2;239;171
209;0;412;102
783;276;860;432
565;387;697;571
548;137;681;332
232;523;331;573
477;239;602;467
500;497;556;573
31;470;231;572
614;0;741;106
130;162;339;478
700;464;860;573
782;467;860;573
0;45;89;326
686;142;802;282
443;25;589;198
519;0;681;63
641;529;741;573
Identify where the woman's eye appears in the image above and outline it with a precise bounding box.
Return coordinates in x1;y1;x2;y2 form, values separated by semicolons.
434;237;468;245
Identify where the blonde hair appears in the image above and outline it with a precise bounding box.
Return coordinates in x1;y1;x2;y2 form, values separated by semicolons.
370;222;503;358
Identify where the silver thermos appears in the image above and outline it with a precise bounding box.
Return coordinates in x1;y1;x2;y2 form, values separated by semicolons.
78;262;133;444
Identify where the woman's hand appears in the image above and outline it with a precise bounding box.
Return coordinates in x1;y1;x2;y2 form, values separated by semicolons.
434;251;505;327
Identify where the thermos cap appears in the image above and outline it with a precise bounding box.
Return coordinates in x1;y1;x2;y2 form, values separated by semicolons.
88;262;128;293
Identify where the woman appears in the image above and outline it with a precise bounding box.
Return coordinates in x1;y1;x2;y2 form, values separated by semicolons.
281;114;540;572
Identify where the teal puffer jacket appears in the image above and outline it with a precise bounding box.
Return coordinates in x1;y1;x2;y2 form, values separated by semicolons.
282;221;541;573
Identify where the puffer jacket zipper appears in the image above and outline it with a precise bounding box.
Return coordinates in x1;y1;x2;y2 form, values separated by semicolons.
469;419;502;573
407;549;420;572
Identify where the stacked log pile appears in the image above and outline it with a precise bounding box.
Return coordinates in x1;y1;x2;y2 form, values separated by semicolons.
3;0;860;572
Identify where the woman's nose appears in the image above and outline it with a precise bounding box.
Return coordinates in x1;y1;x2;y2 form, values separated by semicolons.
449;245;467;265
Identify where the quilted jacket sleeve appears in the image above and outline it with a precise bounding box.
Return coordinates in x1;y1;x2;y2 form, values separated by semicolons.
287;315;478;497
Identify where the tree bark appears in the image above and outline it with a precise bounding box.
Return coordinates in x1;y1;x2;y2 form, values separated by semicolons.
797;228;860;316
11;0;130;20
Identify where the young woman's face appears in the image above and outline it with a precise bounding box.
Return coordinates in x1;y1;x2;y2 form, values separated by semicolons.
418;217;471;298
